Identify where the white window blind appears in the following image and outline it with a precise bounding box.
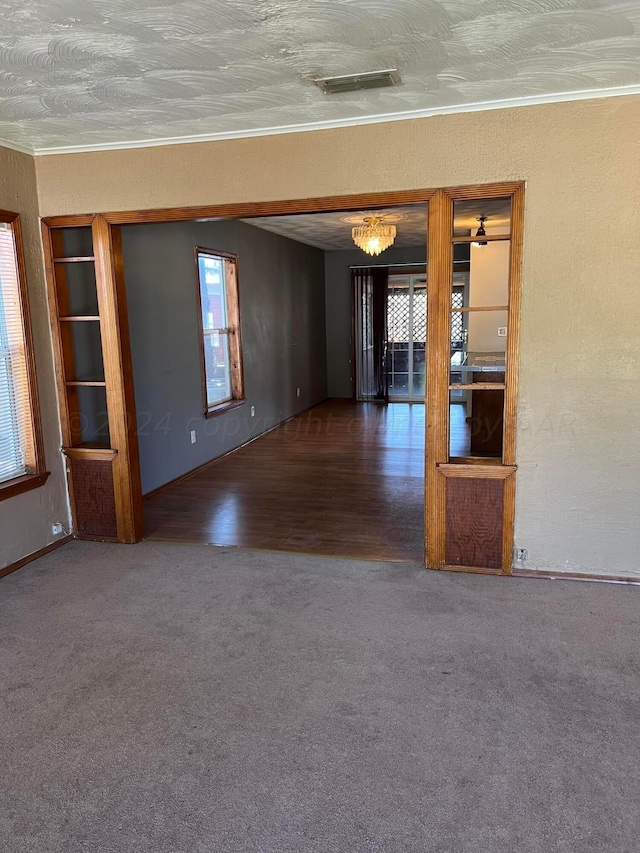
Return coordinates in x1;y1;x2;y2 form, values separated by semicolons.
0;223;34;484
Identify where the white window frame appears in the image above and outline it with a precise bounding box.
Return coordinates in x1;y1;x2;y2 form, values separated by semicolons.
0;212;47;501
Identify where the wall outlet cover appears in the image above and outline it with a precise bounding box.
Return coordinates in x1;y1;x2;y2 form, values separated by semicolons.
190;429;197;444
250;406;255;417
52;522;64;536
498;326;507;337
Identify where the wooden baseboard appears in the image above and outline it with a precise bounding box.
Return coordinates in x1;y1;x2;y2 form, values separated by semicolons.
0;534;73;581
513;568;640;586
438;564;505;576
143;398;329;501
73;534;120;543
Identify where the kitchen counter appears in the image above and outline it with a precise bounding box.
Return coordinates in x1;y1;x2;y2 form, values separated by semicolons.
451;350;506;374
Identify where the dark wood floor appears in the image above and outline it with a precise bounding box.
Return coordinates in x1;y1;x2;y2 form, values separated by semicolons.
144;399;426;562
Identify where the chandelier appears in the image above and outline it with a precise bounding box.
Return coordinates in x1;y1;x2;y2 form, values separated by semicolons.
352;216;397;256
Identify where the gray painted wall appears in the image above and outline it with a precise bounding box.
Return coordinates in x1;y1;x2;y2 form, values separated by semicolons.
324;246;427;398
121;220;327;495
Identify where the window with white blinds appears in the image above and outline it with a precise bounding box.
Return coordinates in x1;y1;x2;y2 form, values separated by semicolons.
0;220;37;485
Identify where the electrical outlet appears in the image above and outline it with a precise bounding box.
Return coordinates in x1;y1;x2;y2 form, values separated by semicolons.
498;326;507;337
296;387;301;397
250;406;255;417
52;522;64;536
516;548;528;562
190;429;197;444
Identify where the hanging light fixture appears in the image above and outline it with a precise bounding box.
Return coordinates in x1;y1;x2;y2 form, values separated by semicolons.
352;216;397;256
473;216;488;247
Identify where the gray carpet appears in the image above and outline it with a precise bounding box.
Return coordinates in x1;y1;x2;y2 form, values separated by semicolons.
1;541;639;853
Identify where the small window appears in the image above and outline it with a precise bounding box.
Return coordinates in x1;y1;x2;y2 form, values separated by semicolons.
196;248;245;416
0;213;47;499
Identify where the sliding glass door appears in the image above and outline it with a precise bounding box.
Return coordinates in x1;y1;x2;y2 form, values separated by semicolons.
387;274;427;402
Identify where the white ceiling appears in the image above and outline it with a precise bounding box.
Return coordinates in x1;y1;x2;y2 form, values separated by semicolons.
1;0;640;154
244;206;428;251
245;197;512;250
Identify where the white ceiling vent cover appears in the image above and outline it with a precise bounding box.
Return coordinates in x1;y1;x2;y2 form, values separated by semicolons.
314;69;401;95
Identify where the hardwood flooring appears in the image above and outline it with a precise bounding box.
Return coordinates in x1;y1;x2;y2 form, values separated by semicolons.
144;399;426;562
450;401;471;456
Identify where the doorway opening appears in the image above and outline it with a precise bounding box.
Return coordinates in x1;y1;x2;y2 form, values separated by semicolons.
354;269;427;403
387;273;427;402
132;199;429;563
42;182;523;574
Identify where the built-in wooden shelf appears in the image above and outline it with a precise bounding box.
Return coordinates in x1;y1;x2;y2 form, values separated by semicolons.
438;462;516;478
44;218;142;544
59;315;100;322
53;256;95;263
447;456;504;467
451;234;511;244
448;383;506;391
452;305;508;313
63;446;117;461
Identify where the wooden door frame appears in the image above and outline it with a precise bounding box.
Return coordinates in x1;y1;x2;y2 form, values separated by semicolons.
426;184;524;573
42;181;525;570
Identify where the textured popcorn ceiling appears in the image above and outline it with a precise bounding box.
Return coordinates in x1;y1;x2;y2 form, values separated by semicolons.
245;206;429;250
1;0;639;153
245;197;511;249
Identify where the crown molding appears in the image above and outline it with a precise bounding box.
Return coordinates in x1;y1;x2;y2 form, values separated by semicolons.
2;83;636;158
0;136;37;156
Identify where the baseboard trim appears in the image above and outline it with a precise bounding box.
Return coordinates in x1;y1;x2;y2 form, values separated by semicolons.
0;535;73;581
438;564;505;576
513;568;640;586
143;398;329;501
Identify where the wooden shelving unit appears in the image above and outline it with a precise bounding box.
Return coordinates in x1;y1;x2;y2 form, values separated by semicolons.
42;217;143;543
59;315;101;322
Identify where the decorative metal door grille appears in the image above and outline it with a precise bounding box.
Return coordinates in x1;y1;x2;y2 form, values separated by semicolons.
413;289;427;341
451;288;464;347
387;288;410;342
387;276;426;400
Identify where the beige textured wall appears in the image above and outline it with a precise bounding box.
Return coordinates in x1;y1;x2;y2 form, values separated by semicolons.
0;147;69;569
35;95;640;576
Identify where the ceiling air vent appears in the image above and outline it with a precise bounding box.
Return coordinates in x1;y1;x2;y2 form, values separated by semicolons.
314;69;401;95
